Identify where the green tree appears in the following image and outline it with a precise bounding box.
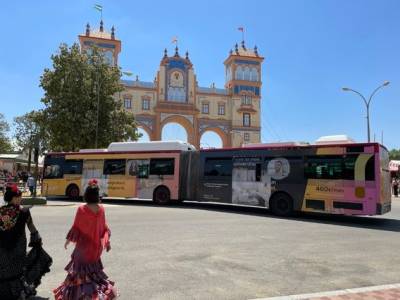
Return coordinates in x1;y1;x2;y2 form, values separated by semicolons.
0;113;12;153
13;110;48;171
40;43;139;152
389;149;400;160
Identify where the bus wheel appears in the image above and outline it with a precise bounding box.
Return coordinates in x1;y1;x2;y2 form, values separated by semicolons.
270;193;293;217
153;186;170;205
66;185;80;200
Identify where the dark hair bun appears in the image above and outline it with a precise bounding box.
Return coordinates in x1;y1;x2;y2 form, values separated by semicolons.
84;185;100;203
4;184;22;203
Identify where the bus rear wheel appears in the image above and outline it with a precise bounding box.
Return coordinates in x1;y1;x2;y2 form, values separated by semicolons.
66;185;80;201
270;193;293;217
153;186;170;205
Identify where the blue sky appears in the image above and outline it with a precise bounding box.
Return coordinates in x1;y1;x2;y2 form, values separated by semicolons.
0;0;399;149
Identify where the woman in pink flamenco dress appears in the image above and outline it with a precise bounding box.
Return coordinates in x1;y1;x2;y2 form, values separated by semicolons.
54;179;117;299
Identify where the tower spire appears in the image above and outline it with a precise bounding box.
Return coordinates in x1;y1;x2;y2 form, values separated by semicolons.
86;23;90;36
174;46;179;57
254;45;258;56
111;26;115;39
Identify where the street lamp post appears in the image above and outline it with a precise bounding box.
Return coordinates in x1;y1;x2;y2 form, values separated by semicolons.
93;55;103;149
342;81;390;142
95;75;101;149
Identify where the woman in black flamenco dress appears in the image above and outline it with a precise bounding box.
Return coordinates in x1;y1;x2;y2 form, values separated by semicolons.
0;184;52;299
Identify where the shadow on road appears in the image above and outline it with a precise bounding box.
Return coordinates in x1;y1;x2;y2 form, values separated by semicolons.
47;197;400;233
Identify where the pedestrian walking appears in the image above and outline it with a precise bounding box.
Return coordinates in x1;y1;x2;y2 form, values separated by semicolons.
54;179;117;299
0;183;52;299
27;174;35;196
393;178;399;197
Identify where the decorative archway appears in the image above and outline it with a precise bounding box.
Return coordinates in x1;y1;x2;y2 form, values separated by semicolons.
200;127;229;148
160;115;196;145
200;130;223;148
137;125;152;139
137;127;151;142
162;123;188;142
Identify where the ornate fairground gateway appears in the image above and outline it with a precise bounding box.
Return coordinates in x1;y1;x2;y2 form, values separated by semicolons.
79;21;264;148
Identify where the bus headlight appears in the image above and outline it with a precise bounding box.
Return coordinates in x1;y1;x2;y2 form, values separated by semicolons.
355;186;365;198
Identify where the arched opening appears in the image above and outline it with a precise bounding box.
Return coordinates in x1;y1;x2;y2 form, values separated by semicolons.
200;131;223;149
235;66;244;80
160;115;195;146
162;122;188;142
244;67;251;81
137;127;150;142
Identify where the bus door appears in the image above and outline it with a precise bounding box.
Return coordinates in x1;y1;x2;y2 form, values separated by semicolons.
199;156;232;203
126;159;150;199
231;156;267;206
82;160;107;196
127;158;176;200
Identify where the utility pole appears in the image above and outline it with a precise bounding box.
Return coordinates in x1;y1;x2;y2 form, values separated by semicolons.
33;134;39;198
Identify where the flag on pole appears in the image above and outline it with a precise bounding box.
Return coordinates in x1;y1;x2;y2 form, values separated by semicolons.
94;4;103;11
171;36;178;44
238;27;245;42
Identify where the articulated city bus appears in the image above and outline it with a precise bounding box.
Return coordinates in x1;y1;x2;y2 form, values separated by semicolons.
43;139;391;217
197;141;391;216
42;141;197;204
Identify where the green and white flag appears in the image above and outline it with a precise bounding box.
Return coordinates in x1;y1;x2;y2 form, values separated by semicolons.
94;4;103;11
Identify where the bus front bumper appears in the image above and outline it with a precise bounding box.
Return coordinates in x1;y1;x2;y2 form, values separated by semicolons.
376;202;391;215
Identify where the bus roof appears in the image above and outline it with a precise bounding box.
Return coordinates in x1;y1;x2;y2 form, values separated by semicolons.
107;141;195;152
201;142;385;152
46;141;196;156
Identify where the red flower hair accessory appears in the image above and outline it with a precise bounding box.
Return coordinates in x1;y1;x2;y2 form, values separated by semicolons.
88;178;98;187
6;183;22;196
10;184;19;193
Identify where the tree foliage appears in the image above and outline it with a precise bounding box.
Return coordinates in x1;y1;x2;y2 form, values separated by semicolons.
13;110;48;154
0;113;12;153
389;149;400;160
40;43;139;152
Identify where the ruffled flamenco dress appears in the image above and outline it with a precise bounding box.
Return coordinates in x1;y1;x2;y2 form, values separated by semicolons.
0;204;52;300
54;204;117;300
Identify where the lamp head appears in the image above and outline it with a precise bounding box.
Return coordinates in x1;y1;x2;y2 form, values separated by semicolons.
342;87;350;91
122;71;133;77
383;81;390;86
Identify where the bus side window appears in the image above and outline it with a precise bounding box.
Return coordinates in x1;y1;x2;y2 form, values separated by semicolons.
150;158;174;175
127;160;149;178
64;160;83;175
104;159;126;175
343;155;357;180
256;163;261;182
44;164;63;179
365;156;375;180
304;156;343;179
43;156;65;179
204;157;232;177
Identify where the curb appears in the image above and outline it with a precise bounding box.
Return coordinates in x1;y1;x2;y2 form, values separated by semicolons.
249;283;400;300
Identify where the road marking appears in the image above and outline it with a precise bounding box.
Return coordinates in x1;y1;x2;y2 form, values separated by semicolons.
249;283;400;300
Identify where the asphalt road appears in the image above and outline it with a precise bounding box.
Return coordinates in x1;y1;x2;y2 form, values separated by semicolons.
1;196;400;300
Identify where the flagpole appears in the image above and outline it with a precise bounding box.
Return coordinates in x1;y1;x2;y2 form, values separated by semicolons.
94;4;103;22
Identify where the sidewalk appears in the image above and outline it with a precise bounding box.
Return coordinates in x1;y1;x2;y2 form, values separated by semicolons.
254;283;400;300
